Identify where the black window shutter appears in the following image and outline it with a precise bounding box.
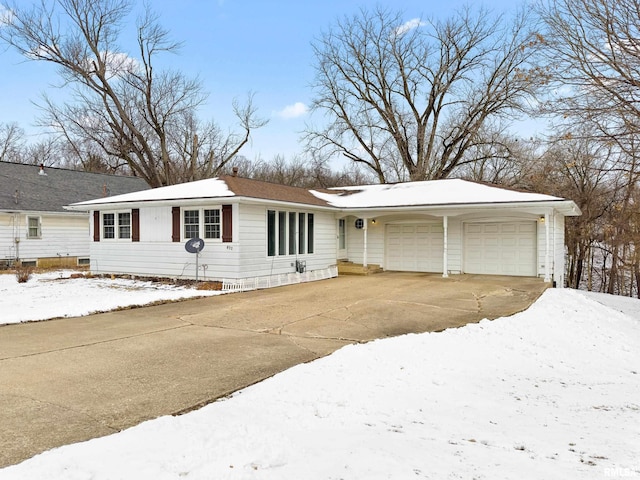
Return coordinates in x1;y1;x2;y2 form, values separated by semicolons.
222;205;232;243
171;207;180;242
93;211;100;242
132;208;140;242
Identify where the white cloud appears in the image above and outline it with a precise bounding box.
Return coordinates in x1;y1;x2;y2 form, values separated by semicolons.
395;18;426;37
75;50;139;78
0;5;14;27
276;102;308;119
103;51;139;75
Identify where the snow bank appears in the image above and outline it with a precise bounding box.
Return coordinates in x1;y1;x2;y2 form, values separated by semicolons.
1;288;638;479
0;271;221;325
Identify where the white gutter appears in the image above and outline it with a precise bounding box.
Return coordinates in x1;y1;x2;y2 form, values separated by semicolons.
64;196;338;212
65;198;581;217
334;200;580;217
1;209;87;217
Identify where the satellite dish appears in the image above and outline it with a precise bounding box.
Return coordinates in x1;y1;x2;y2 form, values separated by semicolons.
185;238;205;253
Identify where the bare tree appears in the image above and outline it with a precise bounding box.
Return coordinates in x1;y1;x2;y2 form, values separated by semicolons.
452;127;540;187
305;6;543;183
529;133;617;289
0;122;25;163
536;0;640;295
0;0;266;187
537;0;640;163
225;153;375;188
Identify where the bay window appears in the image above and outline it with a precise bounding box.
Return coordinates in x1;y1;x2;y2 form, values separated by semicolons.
267;209;315;257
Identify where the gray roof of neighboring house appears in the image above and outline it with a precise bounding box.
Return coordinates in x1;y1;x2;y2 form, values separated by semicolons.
0;162;149;213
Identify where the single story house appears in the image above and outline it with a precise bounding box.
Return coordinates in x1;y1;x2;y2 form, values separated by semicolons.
0;161;148;268
67;174;580;289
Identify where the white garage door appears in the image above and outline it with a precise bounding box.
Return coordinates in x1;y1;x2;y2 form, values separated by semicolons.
386;224;444;272
464;222;537;276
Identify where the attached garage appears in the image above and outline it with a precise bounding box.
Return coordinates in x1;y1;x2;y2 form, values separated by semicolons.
386;224;443;272
463;222;537;276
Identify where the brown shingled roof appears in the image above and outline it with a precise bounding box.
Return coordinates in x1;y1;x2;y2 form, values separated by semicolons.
220;175;331;207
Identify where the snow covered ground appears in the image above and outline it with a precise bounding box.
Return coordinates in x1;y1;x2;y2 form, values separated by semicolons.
0;270;222;325
1;276;639;479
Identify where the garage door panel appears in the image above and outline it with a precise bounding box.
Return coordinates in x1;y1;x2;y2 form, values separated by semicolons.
386;224;444;273
464;222;537;277
518;223;536;234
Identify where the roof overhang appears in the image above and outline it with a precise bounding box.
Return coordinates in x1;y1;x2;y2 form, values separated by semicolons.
2;209;87;217
65;198;581;216
65;196;337;212
333;199;581;218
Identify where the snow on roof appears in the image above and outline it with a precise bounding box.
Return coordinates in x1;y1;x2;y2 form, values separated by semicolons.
69;176;566;211
311;178;562;208
71;177;234;206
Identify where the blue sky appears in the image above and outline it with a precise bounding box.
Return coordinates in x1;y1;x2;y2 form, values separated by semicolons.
0;0;527;162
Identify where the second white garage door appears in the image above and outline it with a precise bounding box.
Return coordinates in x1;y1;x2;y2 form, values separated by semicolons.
464;222;537;276
386;224;444;272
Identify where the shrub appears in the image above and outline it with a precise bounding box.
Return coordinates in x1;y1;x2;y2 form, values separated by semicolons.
15;266;33;283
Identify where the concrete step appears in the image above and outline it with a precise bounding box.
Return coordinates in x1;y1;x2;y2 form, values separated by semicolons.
337;261;383;276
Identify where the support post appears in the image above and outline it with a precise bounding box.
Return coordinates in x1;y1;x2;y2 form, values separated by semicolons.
363;219;368;268
544;212;551;282
442;215;449;278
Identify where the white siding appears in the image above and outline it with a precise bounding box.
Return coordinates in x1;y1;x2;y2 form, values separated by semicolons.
92;204;240;279
345;218;385;266
1;212;89;262
140;206;173;242
0;213;17;260
236;204;336;278
90;202;337;281
90;241;240;279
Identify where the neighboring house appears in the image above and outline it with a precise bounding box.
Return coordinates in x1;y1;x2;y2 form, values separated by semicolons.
67;174;580;289
0;162;148;268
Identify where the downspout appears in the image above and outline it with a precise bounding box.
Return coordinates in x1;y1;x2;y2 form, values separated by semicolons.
442;215;449;278
363;218;368;269
544;211;551;283
12;213;20;262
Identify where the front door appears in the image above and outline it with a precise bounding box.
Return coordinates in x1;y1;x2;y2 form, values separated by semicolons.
337;218;347;259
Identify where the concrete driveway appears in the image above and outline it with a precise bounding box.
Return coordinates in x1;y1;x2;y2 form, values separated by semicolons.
0;272;546;468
